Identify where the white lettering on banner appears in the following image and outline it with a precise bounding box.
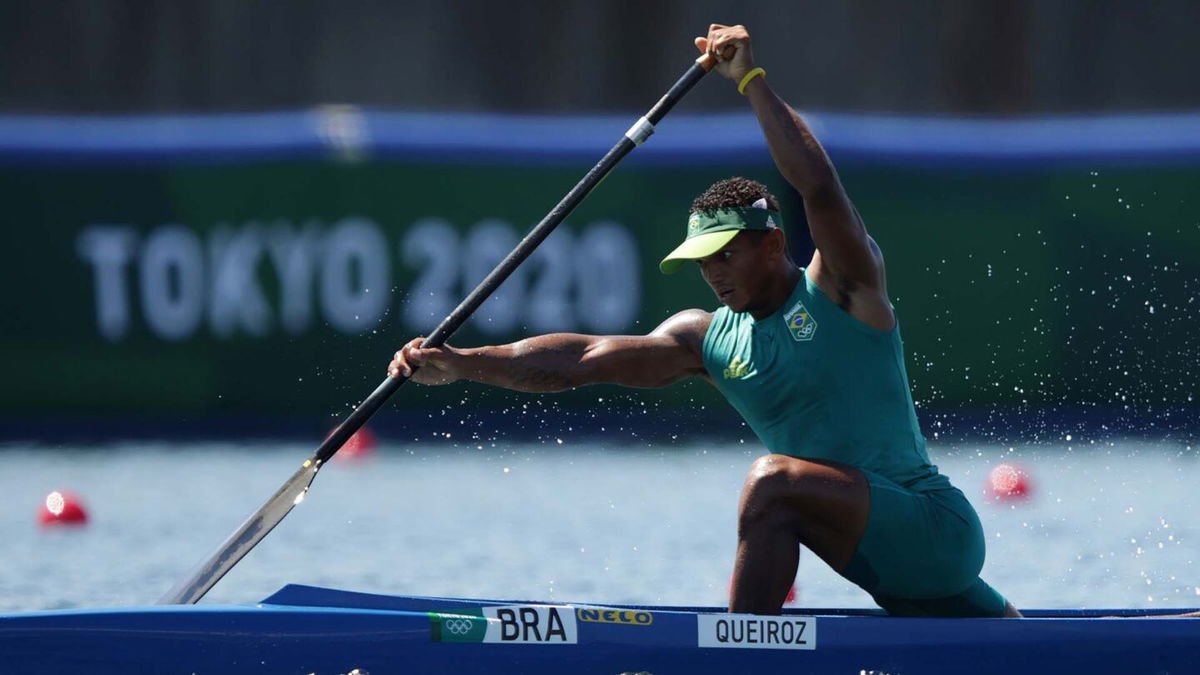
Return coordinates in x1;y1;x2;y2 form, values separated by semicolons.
401;218;459;333
400;220;641;336
526;228;574;333
463;219;525;336
208;223;271;338
576;220;639;332
140;225;205;341
75;217;642;342
485;606;577;644
696;613;816;650
320;217;391;334
266;222;320;335
76;225;137;341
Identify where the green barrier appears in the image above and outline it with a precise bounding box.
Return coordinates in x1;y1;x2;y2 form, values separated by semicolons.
0;161;774;418
2;160;1197;425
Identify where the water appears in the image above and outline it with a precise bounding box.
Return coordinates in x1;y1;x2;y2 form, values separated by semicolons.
1;440;1197;613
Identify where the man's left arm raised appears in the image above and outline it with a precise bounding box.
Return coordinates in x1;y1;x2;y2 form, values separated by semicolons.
697;24;892;326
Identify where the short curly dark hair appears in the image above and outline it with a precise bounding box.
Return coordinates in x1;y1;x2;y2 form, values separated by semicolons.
690;176;780;212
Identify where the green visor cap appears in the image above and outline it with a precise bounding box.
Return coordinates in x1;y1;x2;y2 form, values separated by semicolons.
659;205;782;274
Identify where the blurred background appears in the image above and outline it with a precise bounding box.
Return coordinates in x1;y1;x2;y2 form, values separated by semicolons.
5;0;1200;113
2;0;1197;442
1;1;1198;612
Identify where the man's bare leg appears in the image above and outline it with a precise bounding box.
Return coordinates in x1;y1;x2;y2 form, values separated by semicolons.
729;454;870;614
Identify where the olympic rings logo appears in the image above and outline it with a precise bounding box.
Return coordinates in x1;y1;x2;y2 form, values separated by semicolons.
442;618;477;635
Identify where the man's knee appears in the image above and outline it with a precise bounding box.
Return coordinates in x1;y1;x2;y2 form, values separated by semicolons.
744;452;801;490
745;454;837;493
739;455;820;532
738;455;866;534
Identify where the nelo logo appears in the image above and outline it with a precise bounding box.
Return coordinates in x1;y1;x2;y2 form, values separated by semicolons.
576;608;653;626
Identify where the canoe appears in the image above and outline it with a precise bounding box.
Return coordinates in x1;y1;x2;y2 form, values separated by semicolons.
1;584;1196;674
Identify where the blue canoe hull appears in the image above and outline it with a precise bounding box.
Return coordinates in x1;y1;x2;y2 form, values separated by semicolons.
1;585;1197;674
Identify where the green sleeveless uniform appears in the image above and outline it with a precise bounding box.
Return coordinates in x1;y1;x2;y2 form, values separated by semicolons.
702;270;1007;617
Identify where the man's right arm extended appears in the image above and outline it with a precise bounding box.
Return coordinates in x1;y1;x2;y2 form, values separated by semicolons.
388;309;712;392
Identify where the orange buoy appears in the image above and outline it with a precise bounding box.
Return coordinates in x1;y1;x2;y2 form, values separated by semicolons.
38;490;88;526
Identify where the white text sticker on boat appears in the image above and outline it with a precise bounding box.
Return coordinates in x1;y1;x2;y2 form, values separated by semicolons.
430;606;577;644
696;613;816;650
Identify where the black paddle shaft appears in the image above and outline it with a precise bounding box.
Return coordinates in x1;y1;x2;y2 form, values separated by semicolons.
159;55;715;605
312;57;715;466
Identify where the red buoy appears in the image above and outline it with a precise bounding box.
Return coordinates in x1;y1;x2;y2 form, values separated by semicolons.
987;463;1033;501
333;425;378;461
38;490;89;526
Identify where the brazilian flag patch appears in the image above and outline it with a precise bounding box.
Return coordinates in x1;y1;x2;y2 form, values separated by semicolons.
783;300;817;341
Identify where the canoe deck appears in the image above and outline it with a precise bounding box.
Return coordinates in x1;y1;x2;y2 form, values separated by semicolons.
1;584;1196;674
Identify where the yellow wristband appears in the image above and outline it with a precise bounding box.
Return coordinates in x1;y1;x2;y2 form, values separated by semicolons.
737;67;766;95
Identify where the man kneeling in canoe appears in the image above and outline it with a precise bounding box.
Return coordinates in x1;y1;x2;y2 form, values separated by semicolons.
388;24;1020;618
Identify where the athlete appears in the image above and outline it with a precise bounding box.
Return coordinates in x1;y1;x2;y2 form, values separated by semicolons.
388;24;1019;618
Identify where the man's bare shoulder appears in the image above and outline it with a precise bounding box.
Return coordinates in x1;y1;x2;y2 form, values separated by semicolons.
649;308;714;351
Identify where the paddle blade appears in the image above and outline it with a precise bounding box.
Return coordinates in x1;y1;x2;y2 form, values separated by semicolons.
157;459;320;604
